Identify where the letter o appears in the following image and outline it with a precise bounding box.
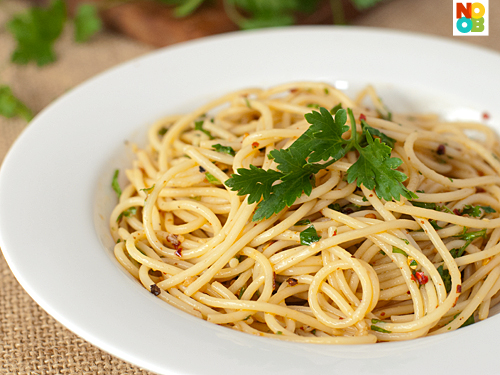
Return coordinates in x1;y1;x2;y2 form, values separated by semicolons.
456;17;472;33
471;2;485;19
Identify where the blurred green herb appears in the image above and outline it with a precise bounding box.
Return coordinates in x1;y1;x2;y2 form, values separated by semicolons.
74;3;102;43
1;0;102;121
0;86;33;121
2;0;384;122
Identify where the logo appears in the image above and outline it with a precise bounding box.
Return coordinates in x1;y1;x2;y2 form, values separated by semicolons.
453;1;489;36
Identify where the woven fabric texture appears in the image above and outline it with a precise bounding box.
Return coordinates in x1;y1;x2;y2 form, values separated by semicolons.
0;0;498;373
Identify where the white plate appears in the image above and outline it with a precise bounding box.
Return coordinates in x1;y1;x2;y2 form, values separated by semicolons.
1;27;500;375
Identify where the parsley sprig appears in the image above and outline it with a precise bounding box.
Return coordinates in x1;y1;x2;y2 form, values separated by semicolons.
226;107;416;221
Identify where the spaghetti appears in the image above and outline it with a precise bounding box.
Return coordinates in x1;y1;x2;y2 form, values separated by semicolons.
109;82;500;343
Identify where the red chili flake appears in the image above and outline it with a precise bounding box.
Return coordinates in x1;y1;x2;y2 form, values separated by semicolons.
167;234;180;247
175;248;183;257
339;317;344;320
483;112;490;120
453;208;461;216
415;271;429;285
252;142;259;149
290;88;298;93
359;114;367;121
436;144;446;155
457;285;462;293
287;278;298;286
411;274;417;282
477;187;486;193
407;291;411;295
333;229;337;236
150;284;161;296
380;312;386;317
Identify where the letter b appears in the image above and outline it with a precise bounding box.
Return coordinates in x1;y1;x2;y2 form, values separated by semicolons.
471;17;485;32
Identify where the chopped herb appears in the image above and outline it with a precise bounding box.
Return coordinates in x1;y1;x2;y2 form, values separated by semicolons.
481;205;496;213
205;172;222;185
300;225;321;246
371;319;382;324
461;314;475;328
451;228;487;257
243;315;252;321
328;203;342;211
449;177;454;182
306;103;320;108
402;238;410;245
194;120;214;139
409;259;418;268
412;201;440;210
430;220;443;230
330;103;342;115
295;219;311;226
459;205;482;218
116;207;137;222
371;325;391;333
392;246;407;256
276;331;283;335
158;127;168;135
212;144;236;156
111;169;122;198
140;185;155;194
379;250;386;255
225;107;417;221
238;286;246;299
437;265;451;293
340;203;362;214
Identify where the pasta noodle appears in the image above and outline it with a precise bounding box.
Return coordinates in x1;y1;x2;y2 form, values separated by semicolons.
109;81;500;344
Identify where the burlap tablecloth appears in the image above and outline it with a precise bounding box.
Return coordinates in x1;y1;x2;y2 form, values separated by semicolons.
0;0;498;373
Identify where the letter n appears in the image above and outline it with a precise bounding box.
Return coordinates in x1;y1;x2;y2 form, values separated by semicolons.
456;2;471;18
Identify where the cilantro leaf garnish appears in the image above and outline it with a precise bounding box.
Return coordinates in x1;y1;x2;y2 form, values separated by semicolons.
212;144;236;156
0;86;33;121
226;107;416;221
300;225;321;246
7;0;66;66
74;4;102;43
